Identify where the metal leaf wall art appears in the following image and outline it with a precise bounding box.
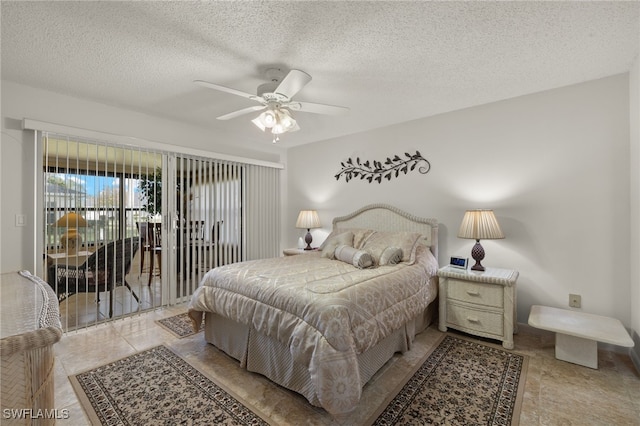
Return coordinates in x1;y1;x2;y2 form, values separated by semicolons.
335;151;431;183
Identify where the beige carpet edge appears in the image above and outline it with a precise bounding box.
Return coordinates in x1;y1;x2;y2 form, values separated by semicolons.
68;373;103;426
363;332;529;426
440;332;530;426
159;344;275;426
511;354;529;426
154;313;196;338
69;346;169;425
362;333;447;425
68;344;273;426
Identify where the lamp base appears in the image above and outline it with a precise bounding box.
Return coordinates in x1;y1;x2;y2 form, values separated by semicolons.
470;240;485;271
304;229;313;250
61;229;81;255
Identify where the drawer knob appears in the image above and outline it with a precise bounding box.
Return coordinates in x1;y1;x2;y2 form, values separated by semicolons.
466;289;480;296
467;316;479;323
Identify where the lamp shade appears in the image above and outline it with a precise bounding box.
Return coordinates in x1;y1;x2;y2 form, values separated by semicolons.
55;212;88;228
296;210;321;229
457;210;504;240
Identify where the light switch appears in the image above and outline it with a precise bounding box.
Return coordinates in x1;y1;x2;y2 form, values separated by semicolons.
15;214;26;227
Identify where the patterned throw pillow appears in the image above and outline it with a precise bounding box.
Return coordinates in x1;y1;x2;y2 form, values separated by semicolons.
321;231;354;259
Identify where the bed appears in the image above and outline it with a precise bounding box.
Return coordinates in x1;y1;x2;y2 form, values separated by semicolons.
188;204;439;416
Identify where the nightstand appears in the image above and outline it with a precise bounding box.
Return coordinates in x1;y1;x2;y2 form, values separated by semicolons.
283;248;319;256
437;265;519;349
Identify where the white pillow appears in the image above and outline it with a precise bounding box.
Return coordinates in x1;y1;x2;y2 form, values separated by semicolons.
334;245;374;269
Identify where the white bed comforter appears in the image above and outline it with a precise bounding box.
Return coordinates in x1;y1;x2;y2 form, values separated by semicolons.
188;244;438;415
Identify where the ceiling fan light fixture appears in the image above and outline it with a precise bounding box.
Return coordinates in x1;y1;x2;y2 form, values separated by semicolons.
262;110;277;128
251;116;266;131
252;107;299;139
252;109;277;130
272;123;286;134
278;109;296;130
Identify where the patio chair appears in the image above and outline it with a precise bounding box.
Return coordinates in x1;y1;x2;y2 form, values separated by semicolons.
46;238;140;318
137;222;162;286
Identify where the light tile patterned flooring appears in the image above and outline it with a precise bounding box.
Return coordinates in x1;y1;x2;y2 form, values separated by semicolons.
55;250;202;331
53;267;640;425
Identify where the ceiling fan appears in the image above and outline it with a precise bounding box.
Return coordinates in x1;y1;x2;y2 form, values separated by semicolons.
194;68;349;142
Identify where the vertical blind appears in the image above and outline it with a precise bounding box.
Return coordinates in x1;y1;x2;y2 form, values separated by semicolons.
174;156;244;301
40;132;281;331
245;164;281;261
42;133;163;331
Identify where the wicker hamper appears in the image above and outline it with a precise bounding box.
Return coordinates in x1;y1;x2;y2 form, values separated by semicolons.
1;271;62;426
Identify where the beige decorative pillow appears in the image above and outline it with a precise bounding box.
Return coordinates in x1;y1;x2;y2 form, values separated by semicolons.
379;246;403;265
361;231;424;264
334;245;374;269
351;228;376;249
321;231;354;259
319;229;350;250
320;228;375;250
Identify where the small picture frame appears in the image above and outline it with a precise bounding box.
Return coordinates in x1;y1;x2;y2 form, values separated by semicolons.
449;256;468;270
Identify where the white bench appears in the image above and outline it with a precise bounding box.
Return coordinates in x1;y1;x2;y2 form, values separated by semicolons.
528;305;634;369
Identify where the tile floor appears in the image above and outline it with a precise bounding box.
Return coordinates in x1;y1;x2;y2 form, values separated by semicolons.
52;299;640;425
55;250;203;331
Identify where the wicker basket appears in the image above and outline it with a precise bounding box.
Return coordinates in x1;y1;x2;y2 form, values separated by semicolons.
1;271;62;426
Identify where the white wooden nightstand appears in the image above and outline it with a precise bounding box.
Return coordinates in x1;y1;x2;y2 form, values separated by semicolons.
437;265;519;349
283;248;319;256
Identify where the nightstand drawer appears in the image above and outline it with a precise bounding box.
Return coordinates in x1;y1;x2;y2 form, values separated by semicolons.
446;303;504;336
447;279;503;308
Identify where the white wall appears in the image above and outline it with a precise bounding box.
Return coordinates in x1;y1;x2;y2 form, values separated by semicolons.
0;81;286;272
630;55;640;368
2;74;635;341
287;74;633;329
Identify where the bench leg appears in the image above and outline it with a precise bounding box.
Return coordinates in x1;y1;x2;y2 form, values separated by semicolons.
555;333;598;369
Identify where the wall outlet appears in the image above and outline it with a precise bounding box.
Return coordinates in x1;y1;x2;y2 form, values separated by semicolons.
569;294;581;308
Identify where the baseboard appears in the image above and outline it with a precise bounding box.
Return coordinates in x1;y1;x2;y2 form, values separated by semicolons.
630;329;640;374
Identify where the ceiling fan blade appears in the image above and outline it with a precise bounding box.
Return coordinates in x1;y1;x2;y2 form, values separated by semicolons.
194;80;257;100
289;101;350;116
275;70;312;99
217;105;265;120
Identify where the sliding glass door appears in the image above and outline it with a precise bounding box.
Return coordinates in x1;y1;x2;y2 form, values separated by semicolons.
41;134;164;330
38;131;281;331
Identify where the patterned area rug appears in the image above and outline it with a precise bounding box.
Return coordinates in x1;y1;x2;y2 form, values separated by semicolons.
371;335;527;425
156;312;203;338
69;345;268;425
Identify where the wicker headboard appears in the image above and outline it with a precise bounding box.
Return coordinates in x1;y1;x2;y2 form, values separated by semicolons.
332;204;438;260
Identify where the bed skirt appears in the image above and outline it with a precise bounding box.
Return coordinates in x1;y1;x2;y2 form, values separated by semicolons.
204;300;437;410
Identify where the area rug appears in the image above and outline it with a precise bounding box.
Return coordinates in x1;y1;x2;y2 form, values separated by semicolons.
69;345;269;425
371;335;528;425
156;312;203;338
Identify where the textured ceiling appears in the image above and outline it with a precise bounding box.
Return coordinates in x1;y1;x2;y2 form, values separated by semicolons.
2;1;639;153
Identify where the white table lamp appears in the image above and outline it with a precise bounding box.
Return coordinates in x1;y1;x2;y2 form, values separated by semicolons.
296;210;321;250
457;209;504;271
